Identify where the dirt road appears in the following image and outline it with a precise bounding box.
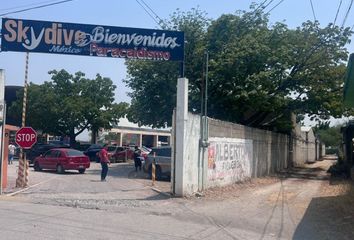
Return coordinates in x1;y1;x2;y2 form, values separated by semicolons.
1;158;353;239
178;159;354;239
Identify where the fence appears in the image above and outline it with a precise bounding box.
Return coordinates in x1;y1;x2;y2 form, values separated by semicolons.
172;111;325;196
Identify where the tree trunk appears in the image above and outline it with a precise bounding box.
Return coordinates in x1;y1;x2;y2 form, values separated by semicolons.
69;129;77;148
91;128;98;144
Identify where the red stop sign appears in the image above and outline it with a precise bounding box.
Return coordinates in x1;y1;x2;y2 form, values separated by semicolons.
15;127;37;149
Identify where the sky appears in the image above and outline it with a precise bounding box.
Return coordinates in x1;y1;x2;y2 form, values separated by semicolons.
0;0;353;134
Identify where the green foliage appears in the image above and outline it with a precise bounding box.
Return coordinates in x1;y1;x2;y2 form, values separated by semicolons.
104;132;120;142
314;125;342;148
125;61;179;127
125;7;351;131
9;69;128;145
124;8;210;127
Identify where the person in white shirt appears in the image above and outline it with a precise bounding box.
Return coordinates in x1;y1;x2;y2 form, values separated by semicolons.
8;143;16;165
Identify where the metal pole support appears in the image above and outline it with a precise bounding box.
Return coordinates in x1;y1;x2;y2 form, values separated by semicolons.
16;52;29;188
152;152;156;186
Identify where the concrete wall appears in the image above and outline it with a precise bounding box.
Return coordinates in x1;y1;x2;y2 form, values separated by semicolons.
207;118;289;188
173;78;203;196
207;137;253;187
291;126;323;166
173;110;324;196
180;113;200;194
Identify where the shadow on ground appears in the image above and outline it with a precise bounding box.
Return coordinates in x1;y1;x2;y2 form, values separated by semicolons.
293;178;354;240
279;167;329;180
293;195;354;239
31;169;83;175
85;162;171;182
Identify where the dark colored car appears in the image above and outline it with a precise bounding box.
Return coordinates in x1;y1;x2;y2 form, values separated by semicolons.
83;144;103;162
74;143;91;152
26;143;70;165
143;146;171;180
33;148;90;174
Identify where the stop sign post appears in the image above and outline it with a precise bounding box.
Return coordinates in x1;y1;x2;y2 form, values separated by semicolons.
15;127;37;149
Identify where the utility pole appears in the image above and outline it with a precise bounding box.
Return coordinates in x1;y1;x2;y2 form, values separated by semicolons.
0;70;5;194
16;52;30;188
199;51;209;192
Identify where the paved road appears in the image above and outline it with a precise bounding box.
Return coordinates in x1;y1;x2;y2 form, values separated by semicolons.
1;158;352;239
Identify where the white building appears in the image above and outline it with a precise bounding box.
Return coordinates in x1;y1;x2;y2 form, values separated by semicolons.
101;117;171;148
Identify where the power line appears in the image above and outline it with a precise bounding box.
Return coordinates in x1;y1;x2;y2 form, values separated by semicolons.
0;0;60;12
254;0;269;12
0;0;74;17
342;0;354;27
333;0;343;26
263;0;276;9
135;0;161;27
309;0;317;21
139;0;164;24
266;0;286;14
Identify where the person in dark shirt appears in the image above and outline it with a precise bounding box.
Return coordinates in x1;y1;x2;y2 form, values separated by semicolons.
133;146;142;172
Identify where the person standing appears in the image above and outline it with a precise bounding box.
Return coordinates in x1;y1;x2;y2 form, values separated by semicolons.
98;144;110;181
133;146;142;172
8;142;16;165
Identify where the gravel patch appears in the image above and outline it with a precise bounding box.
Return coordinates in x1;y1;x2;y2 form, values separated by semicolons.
195;176;280;200
31;197;153;210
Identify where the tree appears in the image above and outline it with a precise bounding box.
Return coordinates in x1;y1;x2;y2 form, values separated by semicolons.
124;8;210;127
205;11;351;131
104;132;120;143
9;69;128;146
314;124;342;148
125;7;352;131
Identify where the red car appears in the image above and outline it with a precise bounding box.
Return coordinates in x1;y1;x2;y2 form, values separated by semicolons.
109;146;150;162
33;148;90;174
109;146;134;162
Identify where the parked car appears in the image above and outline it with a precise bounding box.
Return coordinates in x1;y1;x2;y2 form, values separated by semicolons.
83;144;103;162
142;145;152;151
109;146;134;162
26;143;70;165
143;146;171;180
33;148;90;174
73;143;91;152
140;146;152;157
12;143;21;159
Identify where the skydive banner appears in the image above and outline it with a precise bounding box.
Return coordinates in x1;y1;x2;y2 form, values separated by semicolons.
1;18;184;61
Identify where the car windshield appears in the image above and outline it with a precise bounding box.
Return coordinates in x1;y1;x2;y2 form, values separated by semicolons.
150;147;171;157
141;146;151;152
66;149;85;157
116;147;125;152
107;146;116;152
89;144;102;149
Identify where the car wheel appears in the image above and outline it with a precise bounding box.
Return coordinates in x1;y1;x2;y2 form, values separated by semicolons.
34;162;42;171
56;164;64;174
78;169;85;174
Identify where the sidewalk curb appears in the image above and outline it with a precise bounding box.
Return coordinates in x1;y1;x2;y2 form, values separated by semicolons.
5;176;58;197
150;186;172;198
